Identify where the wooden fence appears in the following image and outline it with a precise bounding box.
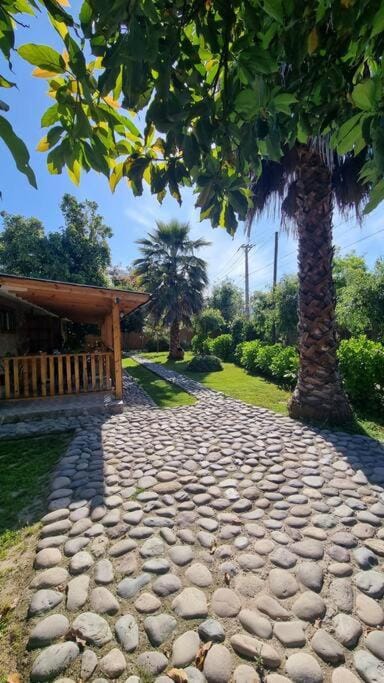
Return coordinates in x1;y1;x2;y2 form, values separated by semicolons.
1;352;113;400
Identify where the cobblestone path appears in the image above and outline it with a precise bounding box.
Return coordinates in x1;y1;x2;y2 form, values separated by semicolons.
25;364;384;682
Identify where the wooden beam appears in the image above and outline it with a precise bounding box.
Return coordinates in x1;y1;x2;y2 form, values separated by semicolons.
112;300;123;400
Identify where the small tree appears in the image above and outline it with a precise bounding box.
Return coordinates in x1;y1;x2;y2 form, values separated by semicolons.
194;308;225;338
209;280;244;324
134;221;209;360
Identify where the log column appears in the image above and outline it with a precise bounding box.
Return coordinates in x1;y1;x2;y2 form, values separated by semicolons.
111;299;123;400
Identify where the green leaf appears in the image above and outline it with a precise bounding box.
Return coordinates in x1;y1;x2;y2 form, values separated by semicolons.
47;143;65;174
0;99;9;112
235;89;258;118
18;44;65;73
41;103;59;127
364;178;384;214
0;74;15;88
263;0;284;24
272;92;298;115
352;81;377;111
332;113;366;154
0;114;37;187
371;6;384;38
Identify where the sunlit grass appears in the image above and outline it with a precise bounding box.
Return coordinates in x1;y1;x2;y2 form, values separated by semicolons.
122;356;196;408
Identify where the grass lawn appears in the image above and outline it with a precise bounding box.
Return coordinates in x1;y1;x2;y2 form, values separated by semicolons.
122;356;196;408
142;351;290;414
0;433;72;679
143;351;384;442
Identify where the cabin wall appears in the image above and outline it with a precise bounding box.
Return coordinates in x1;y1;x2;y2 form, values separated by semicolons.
0;305;25;356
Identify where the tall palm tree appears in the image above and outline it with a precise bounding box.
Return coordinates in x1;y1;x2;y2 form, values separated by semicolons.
248;143;369;424
134;221;210;360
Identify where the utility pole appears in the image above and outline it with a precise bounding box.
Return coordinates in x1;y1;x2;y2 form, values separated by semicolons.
271;231;279;342
239;243;254;319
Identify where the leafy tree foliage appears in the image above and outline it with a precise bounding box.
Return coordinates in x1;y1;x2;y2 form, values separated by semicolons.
209;279;244;323
134;221;209;359
251;275;298;344
193;307;225;338
336;256;384;342
0;194;112;286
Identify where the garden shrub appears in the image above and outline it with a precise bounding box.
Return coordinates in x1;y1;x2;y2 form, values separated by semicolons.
270;346;299;385
187;354;223;372
234;340;247;366
191;333;210;354
231;318;245;347
208;333;234;361
239;340;264;373
337;336;384;408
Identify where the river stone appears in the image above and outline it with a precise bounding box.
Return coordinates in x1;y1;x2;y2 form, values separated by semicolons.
28;589;63;617
67;575;90;611
198;618;225;643
333;614;362;648
212;588;241;617
81;649;97;680
115;614;139;652
332;668;361;683
100;648;126;678
354;649;384;682
255;595;290;620
204;643;233;683
354;547;378;570
152;573;182;596
134;591;161;613
34;547;62;569
311;629;345;664
185;562;213;587
30;567;68;589
172;630;200;667
28;614;69;649
273;621;305;647
117;573;151;599
94;559;114;584
292;591;326;622
230;634;281;668
72;612;113;646
172;587;208;619
144;614;177;645
366;630;384;660
140;537;165;558
269;568;299;599
239;609;273;639
69;550;94;575
329;578;354;613
356;593;384;626
136;651;168;675
143;558;170;574
30;642;79;682
286;653;323;683
355;570;384;599
90;587;119;615
296;562;324;592
233;664;260;682
292;539;324;560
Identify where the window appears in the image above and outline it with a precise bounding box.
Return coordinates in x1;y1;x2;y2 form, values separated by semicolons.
0;310;16;333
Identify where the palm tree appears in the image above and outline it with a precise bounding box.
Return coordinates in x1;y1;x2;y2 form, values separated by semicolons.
248;143;369;424
134;220;210;360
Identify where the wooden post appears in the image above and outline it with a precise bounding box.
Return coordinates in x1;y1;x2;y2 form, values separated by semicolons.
74;355;80;393
111;300;123;400
4;359;10;400
41;356;47;397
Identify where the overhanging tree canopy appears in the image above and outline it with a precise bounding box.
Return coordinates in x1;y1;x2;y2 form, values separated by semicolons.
7;0;384;225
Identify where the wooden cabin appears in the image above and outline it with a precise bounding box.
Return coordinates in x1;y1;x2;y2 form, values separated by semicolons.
0;274;149;402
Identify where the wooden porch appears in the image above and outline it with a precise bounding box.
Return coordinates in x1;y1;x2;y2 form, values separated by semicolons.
0;274;149;403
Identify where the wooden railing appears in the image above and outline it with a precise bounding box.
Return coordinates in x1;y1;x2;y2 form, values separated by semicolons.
0;352;114;400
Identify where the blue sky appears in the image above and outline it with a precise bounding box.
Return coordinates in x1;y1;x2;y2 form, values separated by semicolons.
1;2;383;294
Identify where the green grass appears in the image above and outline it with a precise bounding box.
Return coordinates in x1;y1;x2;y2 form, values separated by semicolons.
0;433;72;558
143;351;384;442
142;351;290;414
122;356;196;408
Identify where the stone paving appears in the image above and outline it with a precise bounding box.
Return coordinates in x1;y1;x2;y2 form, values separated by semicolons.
24;362;384;683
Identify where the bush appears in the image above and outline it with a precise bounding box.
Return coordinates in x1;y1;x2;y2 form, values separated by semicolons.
208;333;233;361
236;340;299;386
186;354;223;372
231;318;245;347
194;308;225;337
145;335;169;352
270;346;299;385
191;333;210;354
338;336;384;408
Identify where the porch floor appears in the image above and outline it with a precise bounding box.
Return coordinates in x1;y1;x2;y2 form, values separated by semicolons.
0;391;123;424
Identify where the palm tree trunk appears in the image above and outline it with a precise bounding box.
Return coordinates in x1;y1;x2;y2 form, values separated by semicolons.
169;319;184;360
288;145;352;424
